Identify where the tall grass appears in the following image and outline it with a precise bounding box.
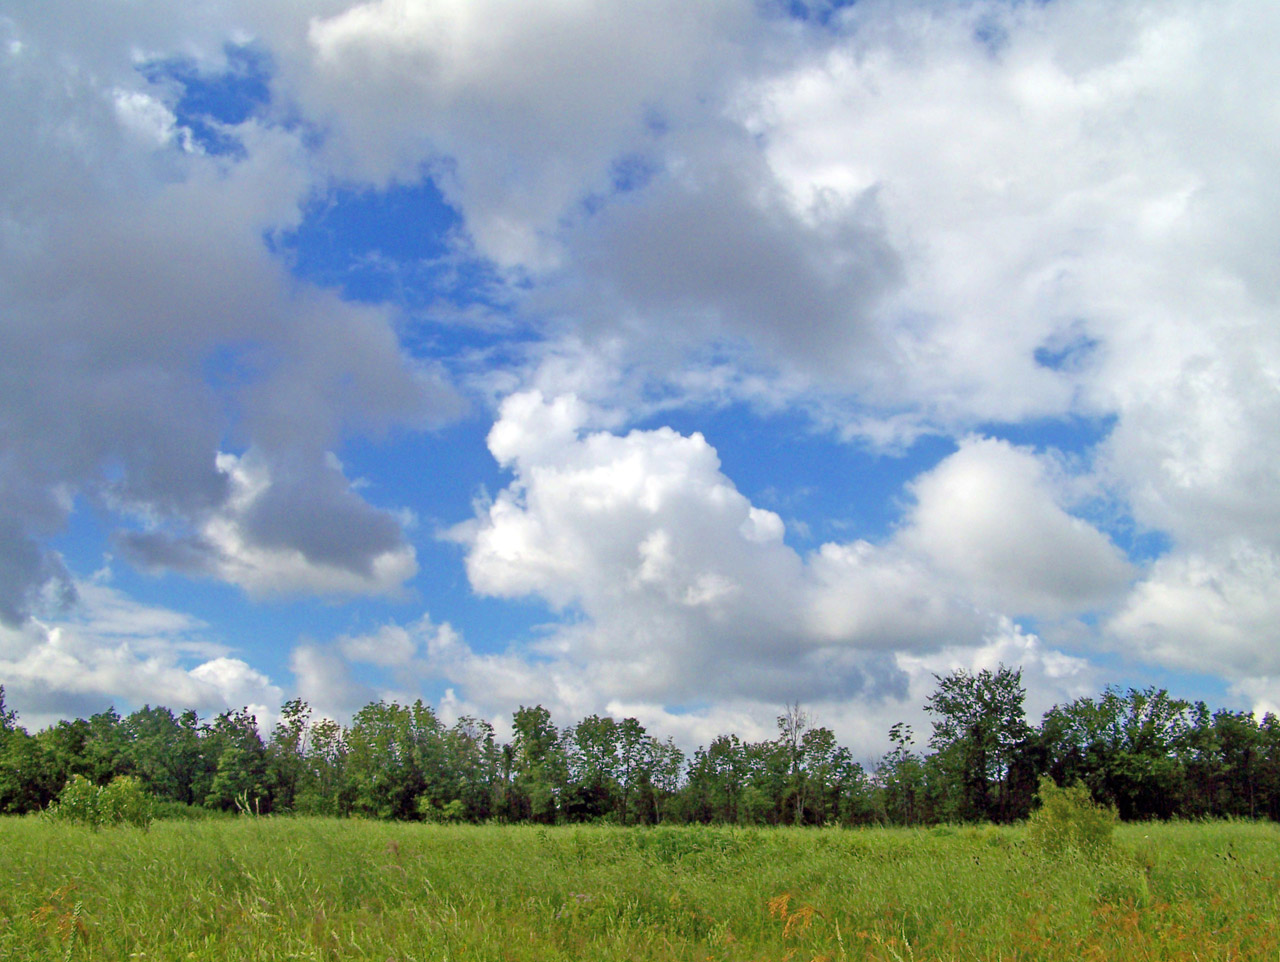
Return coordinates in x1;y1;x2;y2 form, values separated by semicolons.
1;817;1277;960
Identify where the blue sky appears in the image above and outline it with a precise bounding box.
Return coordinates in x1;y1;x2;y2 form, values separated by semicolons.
3;0;1279;755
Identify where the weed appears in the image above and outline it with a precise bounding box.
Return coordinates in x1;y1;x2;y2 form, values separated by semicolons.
1026;776;1117;858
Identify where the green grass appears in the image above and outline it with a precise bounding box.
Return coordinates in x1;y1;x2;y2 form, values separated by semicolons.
1;818;1277;960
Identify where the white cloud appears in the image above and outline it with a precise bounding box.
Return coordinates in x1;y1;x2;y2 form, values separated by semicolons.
1107;542;1280;679
200;451;419;598
295;0;760;267
444;391;1117;717
0;6;459;619
0;579;283;731
899;437;1133;618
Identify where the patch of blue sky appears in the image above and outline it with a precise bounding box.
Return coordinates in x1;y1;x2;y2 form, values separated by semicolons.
637;402;956;547
1033;328;1100;373
975;412;1115;457
338;419;559;655
777;0;860;28
282;179;457;296
973;14;1010;56
580;152;663;217
140;43;272;157
1072;650;1240;712
276;177;514;349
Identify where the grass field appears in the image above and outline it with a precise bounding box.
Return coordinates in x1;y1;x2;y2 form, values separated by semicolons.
1;818;1277;961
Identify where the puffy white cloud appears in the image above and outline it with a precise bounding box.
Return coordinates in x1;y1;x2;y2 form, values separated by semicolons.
737;0;1280;423
803;539;985;650
899;437;1133;618
0;578;282;731
445;391;1115;717
1106;542;1280;679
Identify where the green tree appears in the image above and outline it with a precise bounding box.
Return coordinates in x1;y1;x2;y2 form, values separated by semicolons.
777;703;810;825
267;698;311;812
125;705;204;804
344;701;440;820
564;714;620;821
35;718;94;796
615;717;649;824
510;705;565;823
876;723;926;825
296;716;348;815
685;734;744;823
925;666;1031;822
1041;686;1189;819
0;688;50;813
204;708;270;813
443;715;499;821
798;725;841;824
647;736;685;824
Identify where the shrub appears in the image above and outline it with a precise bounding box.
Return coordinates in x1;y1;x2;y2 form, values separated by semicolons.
99;776;155;828
48;775;100;826
46;774;154;829
1026;776;1116;858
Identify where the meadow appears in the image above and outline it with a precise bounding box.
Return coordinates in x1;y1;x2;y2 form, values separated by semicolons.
1;818;1277;961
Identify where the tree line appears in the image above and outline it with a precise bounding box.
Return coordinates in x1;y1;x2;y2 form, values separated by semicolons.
3;668;1280;825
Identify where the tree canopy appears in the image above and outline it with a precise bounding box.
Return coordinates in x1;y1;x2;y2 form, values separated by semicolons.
2;670;1279;825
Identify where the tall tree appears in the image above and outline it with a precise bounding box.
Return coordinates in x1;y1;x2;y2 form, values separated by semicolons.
926;666;1031;822
204;708;270;813
877;722;926;825
777;703;810;825
511;705;564;823
126;705;205;804
564;714;620;820
0;688;50;813
267;698;312;812
615;717;649;824
648;736;685;824
297;715;348;815
444;715;499;821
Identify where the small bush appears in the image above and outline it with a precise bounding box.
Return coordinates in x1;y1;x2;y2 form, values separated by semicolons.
46;775;154;830
99;776;155;828
48;775;100;826
1026;777;1116;858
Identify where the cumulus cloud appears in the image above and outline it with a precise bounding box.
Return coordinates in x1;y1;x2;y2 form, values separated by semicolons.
899;437;1133;618
442;391;1114;719
0;578;283;731
116;451;419;598
1106;542;1280;679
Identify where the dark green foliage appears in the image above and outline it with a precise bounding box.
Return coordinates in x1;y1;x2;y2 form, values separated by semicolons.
925;665;1032;822
6;671;1280;826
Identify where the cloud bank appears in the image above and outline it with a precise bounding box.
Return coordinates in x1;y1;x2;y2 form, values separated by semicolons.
4;0;1280;745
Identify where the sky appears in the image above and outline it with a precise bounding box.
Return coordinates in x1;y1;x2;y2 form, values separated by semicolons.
2;0;1279;757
